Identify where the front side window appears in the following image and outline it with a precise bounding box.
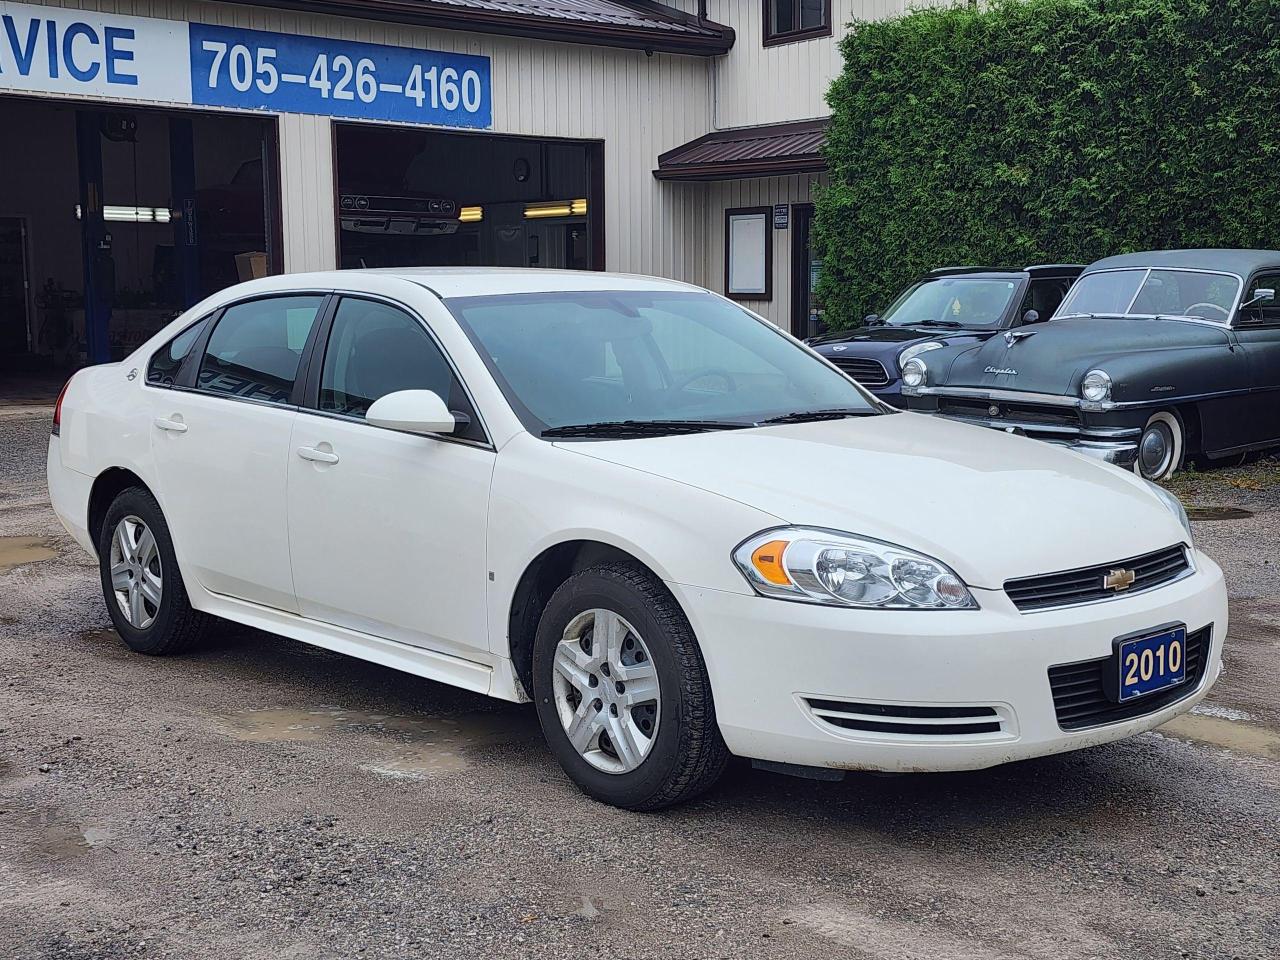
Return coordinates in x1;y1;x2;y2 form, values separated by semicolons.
197;296;325;404
880;277;1019;329
447;290;880;436
318;297;482;440
147;317;208;386
764;0;831;45
1239;273;1280;325
1057;269;1240;322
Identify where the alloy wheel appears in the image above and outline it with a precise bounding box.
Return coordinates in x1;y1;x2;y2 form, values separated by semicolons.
551;608;661;774
109;515;163;630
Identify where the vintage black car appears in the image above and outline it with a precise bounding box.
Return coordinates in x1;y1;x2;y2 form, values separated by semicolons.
808;264;1082;406
902;249;1280;479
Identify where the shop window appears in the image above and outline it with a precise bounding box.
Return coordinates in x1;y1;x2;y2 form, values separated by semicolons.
725;207;772;301
764;0;831;46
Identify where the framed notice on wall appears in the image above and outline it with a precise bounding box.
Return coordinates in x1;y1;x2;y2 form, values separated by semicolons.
725;207;772;300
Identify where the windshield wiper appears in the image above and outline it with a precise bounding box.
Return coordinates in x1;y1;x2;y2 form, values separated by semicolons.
542;419;750;438
913;319;964;328
756;408;879;425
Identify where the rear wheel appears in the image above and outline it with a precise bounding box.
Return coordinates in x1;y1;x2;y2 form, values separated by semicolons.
1133;411;1183;481
98;487;211;655
532;562;728;810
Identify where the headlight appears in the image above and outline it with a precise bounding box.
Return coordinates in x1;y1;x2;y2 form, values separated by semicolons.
902;358;927;388
732;527;977;609
1081;369;1112;403
899;340;944;365
1146;481;1193;542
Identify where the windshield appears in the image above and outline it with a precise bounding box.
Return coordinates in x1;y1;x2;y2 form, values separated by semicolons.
1056;268;1240;322
446;290;880;436
879;277;1019;329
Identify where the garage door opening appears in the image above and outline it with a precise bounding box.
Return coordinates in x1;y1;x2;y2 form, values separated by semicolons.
334;123;602;272
0;97;279;371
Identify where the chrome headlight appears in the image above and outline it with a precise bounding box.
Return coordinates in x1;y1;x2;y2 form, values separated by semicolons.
899;340;944;366
1146;481;1193;542
902;357;928;389
732;527;977;609
1081;369;1112;404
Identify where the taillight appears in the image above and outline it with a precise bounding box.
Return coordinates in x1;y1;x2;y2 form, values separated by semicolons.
51;378;71;437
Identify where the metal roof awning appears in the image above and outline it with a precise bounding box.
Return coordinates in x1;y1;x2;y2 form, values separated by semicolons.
653;119;829;181
221;0;735;55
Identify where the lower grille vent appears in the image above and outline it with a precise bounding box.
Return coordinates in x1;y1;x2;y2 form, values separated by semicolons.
803;698;1005;737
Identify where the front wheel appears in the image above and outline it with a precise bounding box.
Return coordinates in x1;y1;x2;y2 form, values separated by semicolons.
1133;411;1184;481
532;562;728;810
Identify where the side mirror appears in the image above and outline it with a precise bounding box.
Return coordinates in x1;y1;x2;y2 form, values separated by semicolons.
863;313;880;326
365;389;456;435
1242;287;1276;308
1021;309;1041;325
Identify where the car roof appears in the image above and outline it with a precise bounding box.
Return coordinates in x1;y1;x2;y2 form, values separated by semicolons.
351;267;702;299
1084;249;1280;277
926;264;1084;279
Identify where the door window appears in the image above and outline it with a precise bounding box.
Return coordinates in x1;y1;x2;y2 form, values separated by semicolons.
1240;274;1280;325
318;297;481;439
147;316;209;386
197;296;324;405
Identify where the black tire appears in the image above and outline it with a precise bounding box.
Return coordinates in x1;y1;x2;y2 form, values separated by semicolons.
97;486;211;655
532;562;729;811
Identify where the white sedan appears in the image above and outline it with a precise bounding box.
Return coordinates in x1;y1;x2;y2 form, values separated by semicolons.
48;269;1227;809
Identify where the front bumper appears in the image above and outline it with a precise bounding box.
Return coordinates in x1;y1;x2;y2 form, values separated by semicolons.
669;551;1226;772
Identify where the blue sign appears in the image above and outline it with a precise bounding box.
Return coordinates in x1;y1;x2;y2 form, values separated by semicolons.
188;23;492;128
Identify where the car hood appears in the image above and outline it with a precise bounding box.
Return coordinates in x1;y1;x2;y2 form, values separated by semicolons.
934;317;1232;394
557;413;1186;590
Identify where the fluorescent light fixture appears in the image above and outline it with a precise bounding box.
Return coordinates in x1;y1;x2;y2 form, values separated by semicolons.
459;205;484;223
75;204;173;223
524;198;588;219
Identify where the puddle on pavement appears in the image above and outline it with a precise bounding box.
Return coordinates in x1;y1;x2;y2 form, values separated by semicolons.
0;536;57;574
1186;505;1254;521
216;705;538;777
573;896;618;922
1158;712;1280;761
34;819;113;860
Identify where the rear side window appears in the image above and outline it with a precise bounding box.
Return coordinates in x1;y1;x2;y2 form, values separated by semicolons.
197;296;324;405
318;297;481;440
146;318;208;386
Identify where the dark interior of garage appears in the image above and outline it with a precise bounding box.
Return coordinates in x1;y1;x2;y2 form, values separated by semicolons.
0;98;276;371
334;123;600;273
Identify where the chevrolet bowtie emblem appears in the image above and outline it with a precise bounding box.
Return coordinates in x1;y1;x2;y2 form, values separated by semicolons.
1103;568;1137;591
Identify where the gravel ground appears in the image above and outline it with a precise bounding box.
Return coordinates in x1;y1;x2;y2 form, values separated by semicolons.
2;403;1278;960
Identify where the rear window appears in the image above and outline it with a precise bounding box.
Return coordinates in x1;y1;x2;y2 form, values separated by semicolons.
146;318;208;386
196;296;325;405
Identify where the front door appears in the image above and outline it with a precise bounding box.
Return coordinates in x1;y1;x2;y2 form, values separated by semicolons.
1234;272;1280;447
149;293;326;611
790;204;825;339
286;295;494;660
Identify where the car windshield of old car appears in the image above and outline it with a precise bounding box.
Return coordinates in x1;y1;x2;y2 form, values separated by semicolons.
1056;268;1240;322
879;277;1019;329
447;290;881;436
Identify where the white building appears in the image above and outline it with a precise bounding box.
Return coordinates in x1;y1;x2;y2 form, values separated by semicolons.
0;0;916;368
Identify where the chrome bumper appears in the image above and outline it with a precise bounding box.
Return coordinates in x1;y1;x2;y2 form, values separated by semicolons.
920;411;1140;468
1045;437;1139;468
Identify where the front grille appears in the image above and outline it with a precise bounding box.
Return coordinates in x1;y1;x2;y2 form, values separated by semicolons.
1005;545;1190;612
938;396;1081;429
803;698;1005;736
831;357;891;387
1048;625;1211;730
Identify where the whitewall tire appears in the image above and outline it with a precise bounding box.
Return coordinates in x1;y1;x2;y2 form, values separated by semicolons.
1133;411;1183;481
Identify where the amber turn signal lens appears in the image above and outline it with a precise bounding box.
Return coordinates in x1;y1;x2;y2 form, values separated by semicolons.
750;540;792;586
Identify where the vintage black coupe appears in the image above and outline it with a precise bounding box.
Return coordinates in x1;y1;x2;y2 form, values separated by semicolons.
808;264;1082;406
902;249;1280;479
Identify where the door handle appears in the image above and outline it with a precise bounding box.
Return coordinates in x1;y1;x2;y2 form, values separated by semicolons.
154;416;187;433
297;445;339;464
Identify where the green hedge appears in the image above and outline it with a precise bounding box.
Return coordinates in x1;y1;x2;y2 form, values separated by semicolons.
814;0;1280;329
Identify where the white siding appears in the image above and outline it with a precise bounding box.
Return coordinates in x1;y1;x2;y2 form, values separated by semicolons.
704;0;943;129
27;0;717;279
704;173;828;330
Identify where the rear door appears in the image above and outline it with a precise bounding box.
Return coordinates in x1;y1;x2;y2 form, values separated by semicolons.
149;293;328;612
286;295;495;660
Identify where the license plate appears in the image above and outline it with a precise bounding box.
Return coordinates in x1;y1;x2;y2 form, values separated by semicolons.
1117;627;1187;702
